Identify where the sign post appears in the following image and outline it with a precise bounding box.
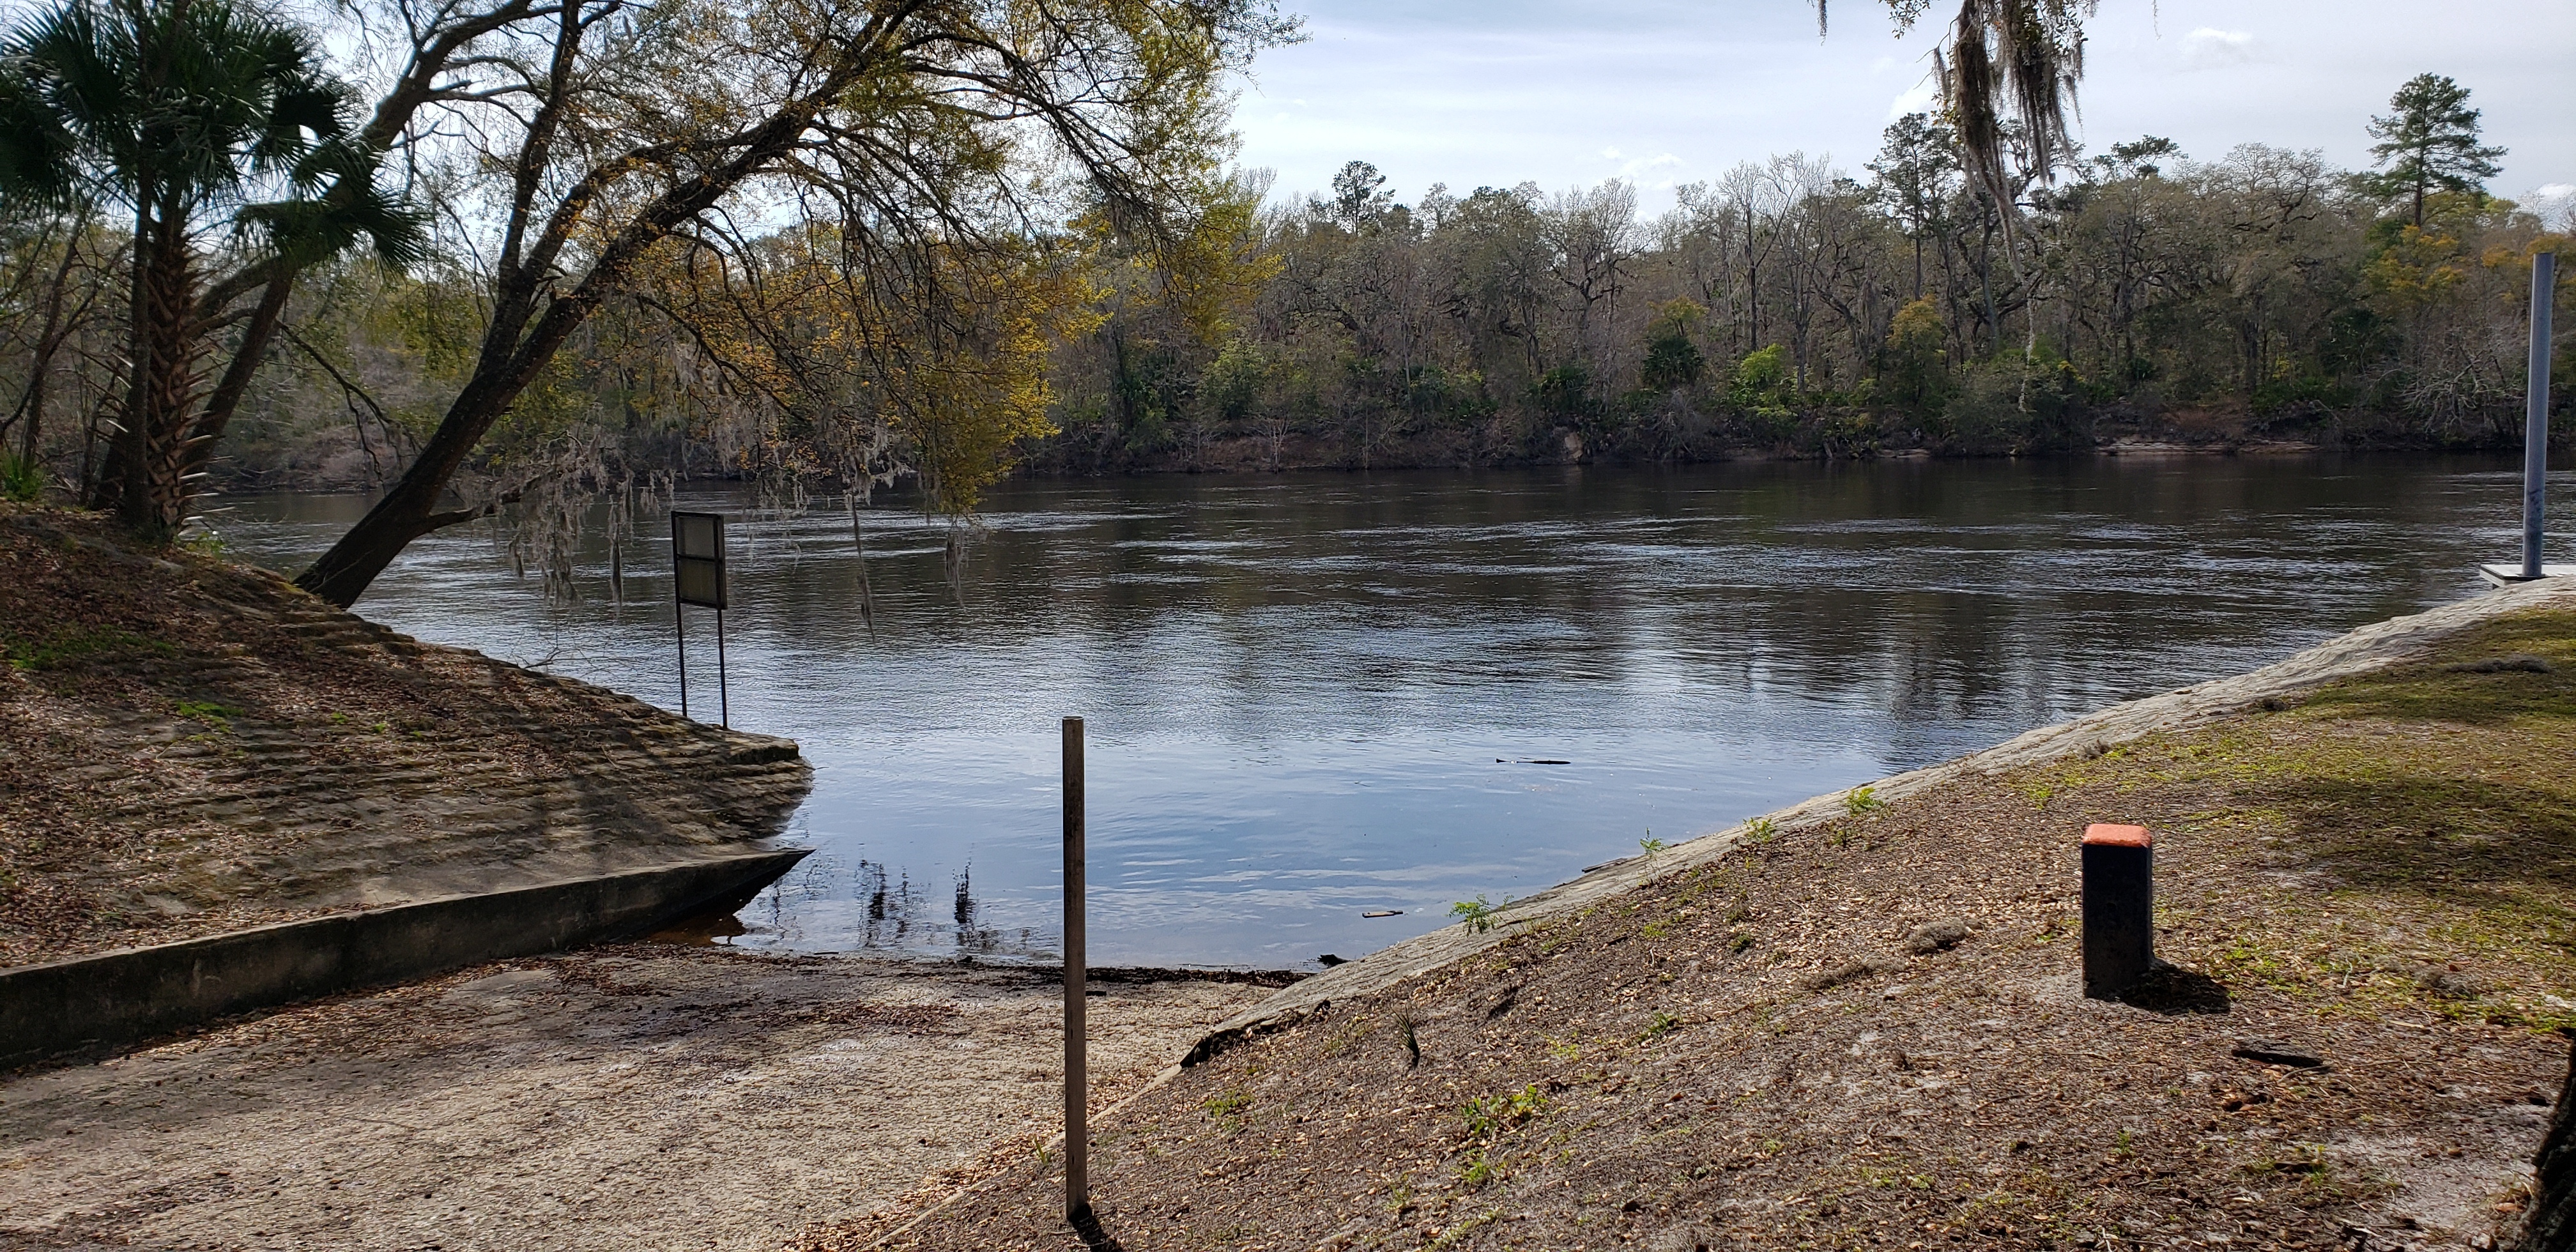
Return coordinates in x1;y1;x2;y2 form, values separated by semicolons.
671;512;729;728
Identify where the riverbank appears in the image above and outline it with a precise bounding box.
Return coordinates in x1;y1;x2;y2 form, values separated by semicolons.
0;505;809;970
1016;397;2560;478
0;945;1282;1251
864;579;2576;1250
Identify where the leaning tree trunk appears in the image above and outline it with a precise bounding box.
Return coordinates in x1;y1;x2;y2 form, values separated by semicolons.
291;365;525;607
2511;1033;2576;1251
178;265;295;486
291;28;896;609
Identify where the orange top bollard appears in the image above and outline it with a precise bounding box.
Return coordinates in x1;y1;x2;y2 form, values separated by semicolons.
2082;823;2151;848
2081;823;2155;999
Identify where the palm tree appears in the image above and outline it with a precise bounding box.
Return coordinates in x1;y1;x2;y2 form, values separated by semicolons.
0;0;421;535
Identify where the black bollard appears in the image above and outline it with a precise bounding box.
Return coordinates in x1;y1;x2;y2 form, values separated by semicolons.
2082;823;2154;999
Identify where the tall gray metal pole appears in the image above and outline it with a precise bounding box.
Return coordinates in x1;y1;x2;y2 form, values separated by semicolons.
2526;250;2557;581
1061;716;1090;1225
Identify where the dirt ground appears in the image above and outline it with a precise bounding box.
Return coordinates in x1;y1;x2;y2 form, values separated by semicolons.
0;945;1276;1251
868;606;2576;1252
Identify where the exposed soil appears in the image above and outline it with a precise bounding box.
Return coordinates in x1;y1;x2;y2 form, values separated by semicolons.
863;606;2576;1251
0;945;1280;1251
0;506;809;967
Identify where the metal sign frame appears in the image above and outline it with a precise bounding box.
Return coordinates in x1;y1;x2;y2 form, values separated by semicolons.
670;511;730;727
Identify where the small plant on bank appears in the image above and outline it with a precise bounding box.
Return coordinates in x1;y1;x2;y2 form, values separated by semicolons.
1744;816;1778;843
1639;830;1666;856
1200;1088;1252;1133
1845;785;1887;817
0;454;43;503
1635;1010;1682;1042
178;524;227;556
174;700;239;728
1451;895;1505;933
1460;1084;1548;1145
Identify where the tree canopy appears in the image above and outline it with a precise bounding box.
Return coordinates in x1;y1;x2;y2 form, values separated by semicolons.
2366;72;2508;229
0;0;420;533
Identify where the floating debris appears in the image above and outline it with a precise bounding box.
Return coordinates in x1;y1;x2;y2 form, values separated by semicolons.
1361;910;1402;919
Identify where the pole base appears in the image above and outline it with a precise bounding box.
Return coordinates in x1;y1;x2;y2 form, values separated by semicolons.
2480;563;2576;588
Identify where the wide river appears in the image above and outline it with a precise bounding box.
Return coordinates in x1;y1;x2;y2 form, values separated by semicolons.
224;455;2565;969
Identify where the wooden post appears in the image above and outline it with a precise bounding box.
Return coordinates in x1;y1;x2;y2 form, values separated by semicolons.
2081;823;2154;999
1062;716;1089;1224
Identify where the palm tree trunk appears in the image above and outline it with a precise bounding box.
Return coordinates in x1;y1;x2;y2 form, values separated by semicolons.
119;201;203;535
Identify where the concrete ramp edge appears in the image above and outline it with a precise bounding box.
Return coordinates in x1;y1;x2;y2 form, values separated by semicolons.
0;847;811;1069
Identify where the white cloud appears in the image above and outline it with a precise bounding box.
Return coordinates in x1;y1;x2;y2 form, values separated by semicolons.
1229;0;2574;217
1601;146;1625;159
1886;80;1937;120
1616;153;1686;188
2181;27;2256;68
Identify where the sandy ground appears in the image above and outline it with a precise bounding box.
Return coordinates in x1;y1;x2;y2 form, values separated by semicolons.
0;945;1275;1251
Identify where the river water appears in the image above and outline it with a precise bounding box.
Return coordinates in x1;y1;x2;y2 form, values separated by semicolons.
220;455;2566;969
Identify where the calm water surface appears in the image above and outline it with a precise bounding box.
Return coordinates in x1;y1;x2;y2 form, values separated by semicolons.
220;456;2568;969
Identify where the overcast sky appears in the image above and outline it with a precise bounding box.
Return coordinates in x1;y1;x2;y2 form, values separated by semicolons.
1230;0;2575;218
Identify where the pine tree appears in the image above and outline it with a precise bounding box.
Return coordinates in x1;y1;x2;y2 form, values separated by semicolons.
2366;73;2507;229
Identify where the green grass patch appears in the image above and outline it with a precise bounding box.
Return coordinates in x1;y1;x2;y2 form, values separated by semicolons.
174;700;241;727
3;625;178;671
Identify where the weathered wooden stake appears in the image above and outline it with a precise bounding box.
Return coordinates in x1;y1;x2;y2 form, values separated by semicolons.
1062;715;1090;1225
2525;250;2557;581
2081;823;2154;999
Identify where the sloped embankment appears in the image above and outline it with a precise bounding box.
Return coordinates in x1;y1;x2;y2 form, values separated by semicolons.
0;505;810;970
870;581;2576;1251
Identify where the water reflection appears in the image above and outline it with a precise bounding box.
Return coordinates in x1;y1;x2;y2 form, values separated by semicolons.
216;455;2566;969
750;856;1041;958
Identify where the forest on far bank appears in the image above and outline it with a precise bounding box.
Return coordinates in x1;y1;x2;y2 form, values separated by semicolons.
4;49;2568;523
1040;105;2570;477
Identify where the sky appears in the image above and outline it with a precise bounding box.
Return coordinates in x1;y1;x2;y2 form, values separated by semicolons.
1228;0;2576;218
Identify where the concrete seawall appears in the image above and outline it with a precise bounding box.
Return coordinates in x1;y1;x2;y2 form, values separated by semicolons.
0;847;809;1069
